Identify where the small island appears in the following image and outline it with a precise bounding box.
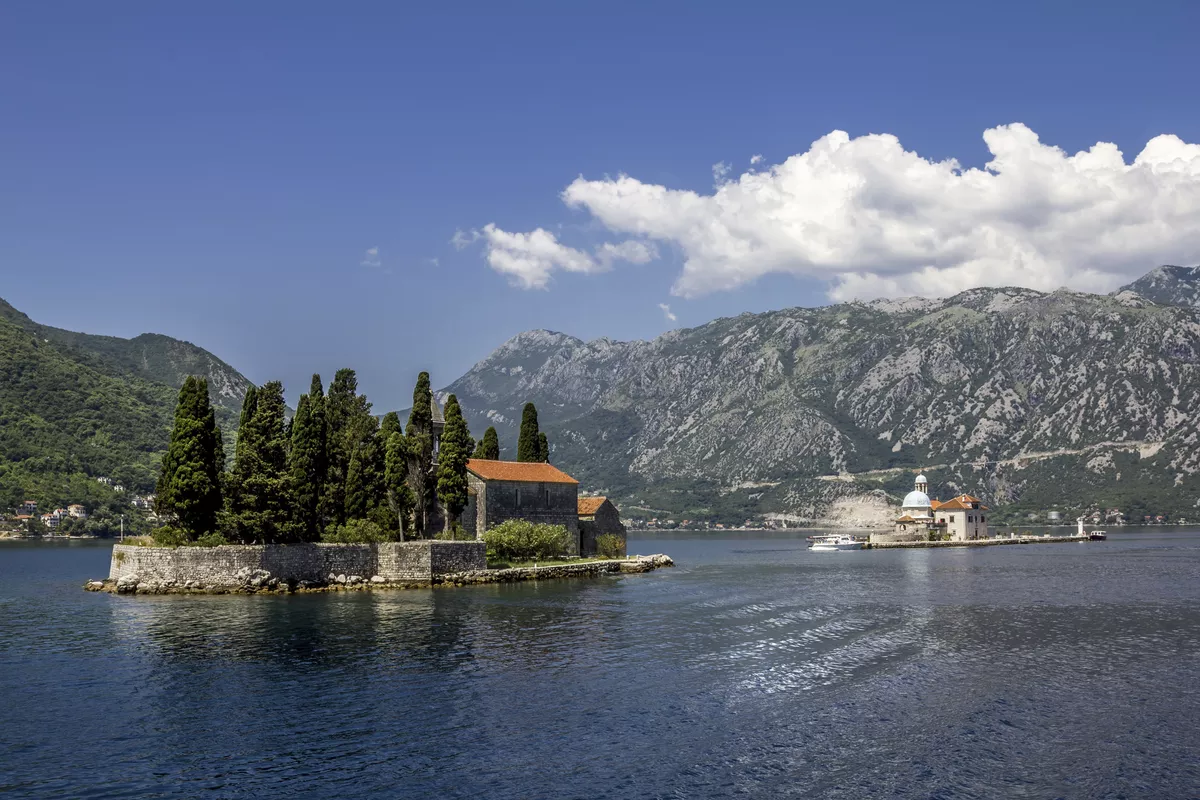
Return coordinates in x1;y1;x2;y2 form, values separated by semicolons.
84;369;672;594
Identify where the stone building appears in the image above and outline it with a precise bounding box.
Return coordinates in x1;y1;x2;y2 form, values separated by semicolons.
932;494;989;540
872;473;990;543
462;459;581;554
577;496;627;557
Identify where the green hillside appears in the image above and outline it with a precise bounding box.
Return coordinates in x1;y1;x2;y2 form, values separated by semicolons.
0;299;253;521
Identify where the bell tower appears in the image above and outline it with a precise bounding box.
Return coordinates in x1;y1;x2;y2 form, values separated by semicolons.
915;472;928;495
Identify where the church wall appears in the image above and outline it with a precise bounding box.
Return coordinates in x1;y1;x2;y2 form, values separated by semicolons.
469;474;580;555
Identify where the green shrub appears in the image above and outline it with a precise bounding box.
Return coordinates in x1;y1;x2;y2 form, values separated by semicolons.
482;520;569;563
194;532;230;547
321;519;387;544
151;526;188;547
595;533;624;559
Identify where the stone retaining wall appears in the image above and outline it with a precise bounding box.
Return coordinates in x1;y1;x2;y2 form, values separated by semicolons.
91;551;673;594
108;541;485;587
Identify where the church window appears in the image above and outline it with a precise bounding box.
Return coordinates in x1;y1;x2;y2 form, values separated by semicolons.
516;488;522;508
981;516;985;523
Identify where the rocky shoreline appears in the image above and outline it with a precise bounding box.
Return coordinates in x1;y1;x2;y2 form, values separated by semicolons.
84;554;675;595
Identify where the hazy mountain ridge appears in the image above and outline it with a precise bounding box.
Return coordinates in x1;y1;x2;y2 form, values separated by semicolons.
446;266;1200;523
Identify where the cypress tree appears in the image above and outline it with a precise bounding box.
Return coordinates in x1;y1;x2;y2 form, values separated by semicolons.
234;385;259;464
323;368;368;526
517;402;540;462
385;432;414;539
288;382;327;541
380;411;402;441
156;377;224;538
473;426;500;460
345;446;368;521
405;372;435;537
538;431;550;463
229;380;291;543
436;395;471;532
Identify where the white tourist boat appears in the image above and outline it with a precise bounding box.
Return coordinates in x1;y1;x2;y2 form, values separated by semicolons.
808;534;864;551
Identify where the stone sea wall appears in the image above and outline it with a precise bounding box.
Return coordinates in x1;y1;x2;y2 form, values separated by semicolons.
106;541;485;591
90;548;673;595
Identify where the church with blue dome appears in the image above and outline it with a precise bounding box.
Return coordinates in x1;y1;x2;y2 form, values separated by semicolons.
874;472;990;543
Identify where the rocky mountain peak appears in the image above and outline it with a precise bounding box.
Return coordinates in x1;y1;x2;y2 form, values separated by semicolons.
1118;264;1200;308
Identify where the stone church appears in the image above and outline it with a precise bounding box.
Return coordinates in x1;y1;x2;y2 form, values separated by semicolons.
872;473;990;543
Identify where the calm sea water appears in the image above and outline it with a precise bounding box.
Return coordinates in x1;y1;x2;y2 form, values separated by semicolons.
2;531;1199;799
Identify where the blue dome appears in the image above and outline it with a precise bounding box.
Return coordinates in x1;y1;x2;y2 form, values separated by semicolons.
902;490;932;508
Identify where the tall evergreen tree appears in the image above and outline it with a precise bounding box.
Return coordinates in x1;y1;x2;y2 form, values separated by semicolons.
229;380;292;543
405;372;435;537
287;379;327;541
156;377;224;538
436;395;472;532
517;402;541;462
380;411;402;440
344;414;383;522
322;368;371;526
384;432;414;539
537;431;550;463
234;385;259;464
473;426;500;460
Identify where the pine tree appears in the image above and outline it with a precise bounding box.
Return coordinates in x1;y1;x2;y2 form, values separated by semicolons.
229;380;292;543
405;372;435;537
155;377;224;538
437;395;471;532
473;426;500;460
385;432;414;539
537;431;550;463
517;402;541;462
287;377;327;542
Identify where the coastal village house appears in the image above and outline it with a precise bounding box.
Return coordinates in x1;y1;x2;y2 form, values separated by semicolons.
875;473;990;543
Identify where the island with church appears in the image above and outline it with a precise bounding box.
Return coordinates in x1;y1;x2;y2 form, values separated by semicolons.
862;472;1105;549
85;370;672;595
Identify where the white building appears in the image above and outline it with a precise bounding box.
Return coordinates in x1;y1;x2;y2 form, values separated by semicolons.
874;473;990;543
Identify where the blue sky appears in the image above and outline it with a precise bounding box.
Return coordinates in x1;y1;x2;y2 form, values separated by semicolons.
3;1;1199;410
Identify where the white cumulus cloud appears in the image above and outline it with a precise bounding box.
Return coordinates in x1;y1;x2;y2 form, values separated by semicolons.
750;154;764;165
469;224;659;289
539;123;1200;300
658;302;677;322
361;246;381;268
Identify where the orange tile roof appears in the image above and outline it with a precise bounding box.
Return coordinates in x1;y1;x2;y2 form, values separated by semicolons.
467;459;579;484
895;514;918;523
934;495;990;511
578;497;607;515
930;499;944;511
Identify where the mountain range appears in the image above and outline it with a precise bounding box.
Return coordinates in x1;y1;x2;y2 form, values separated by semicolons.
443;265;1200;525
5;264;1200;526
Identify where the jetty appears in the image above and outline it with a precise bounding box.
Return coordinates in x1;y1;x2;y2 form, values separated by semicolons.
865;533;1103;549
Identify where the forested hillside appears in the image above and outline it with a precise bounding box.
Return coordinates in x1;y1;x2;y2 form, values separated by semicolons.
0;298;252;518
